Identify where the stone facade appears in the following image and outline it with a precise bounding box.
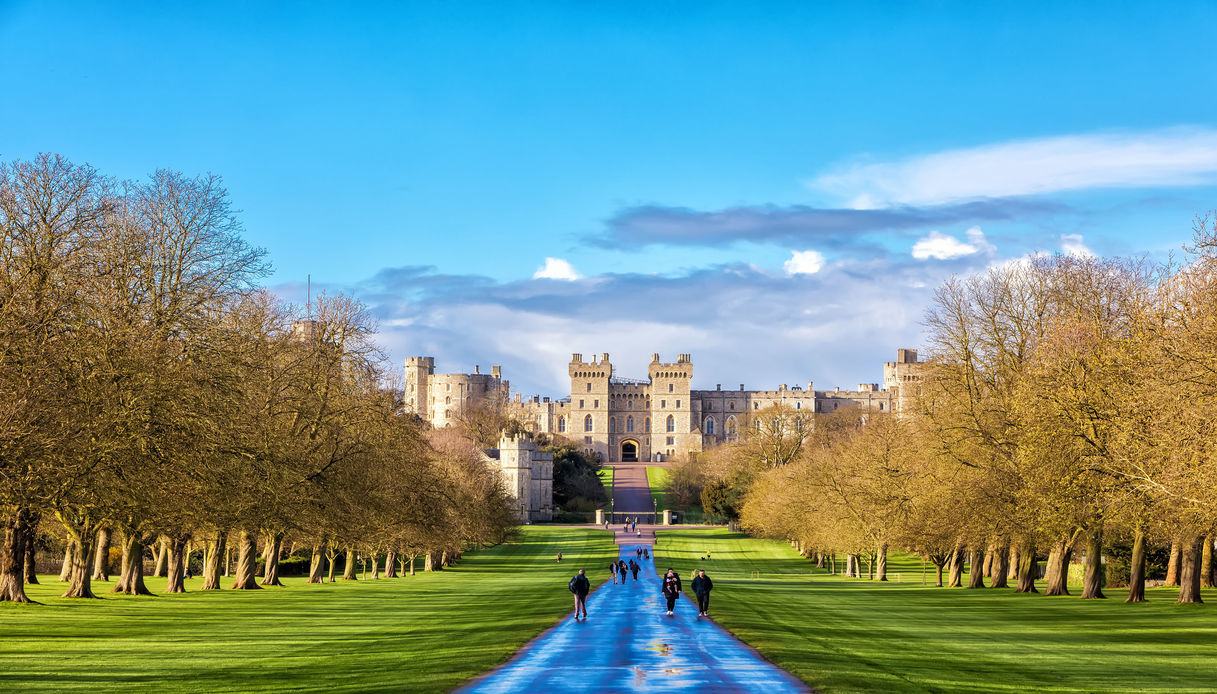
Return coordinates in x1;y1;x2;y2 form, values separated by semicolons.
482;432;553;522
406;349;923;463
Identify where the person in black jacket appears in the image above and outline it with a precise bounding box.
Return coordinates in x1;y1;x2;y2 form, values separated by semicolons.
661;568;682;615
569;569;590;620
617;559;628;584
629;559;640;581
691;569;713;616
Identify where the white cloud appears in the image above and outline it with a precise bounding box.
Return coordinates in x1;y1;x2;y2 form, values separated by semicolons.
912;226;995;260
810;127;1217;206
532;257;581;281
783;249;826;275
1060;233;1094;258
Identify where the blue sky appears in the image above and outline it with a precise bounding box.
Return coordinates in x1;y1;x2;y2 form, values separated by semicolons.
4;2;1217;393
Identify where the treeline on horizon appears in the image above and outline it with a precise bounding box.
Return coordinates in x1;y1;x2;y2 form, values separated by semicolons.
0;154;519;604
676;217;1217;604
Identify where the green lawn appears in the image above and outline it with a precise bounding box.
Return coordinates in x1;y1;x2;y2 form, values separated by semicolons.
646;465;671;511
655;528;1217;693
598;466;613;505
0;526;616;693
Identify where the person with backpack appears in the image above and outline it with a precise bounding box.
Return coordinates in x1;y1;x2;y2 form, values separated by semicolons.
691;569;714;616
661;568;682;615
617;559;628;584
609;561;618;584
629;559;640;581
568;569;590;621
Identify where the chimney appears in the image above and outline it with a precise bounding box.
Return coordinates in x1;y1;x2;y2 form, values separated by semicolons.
474;364;480;374
739;384;745;391
601;352;610;364
716;384;721;391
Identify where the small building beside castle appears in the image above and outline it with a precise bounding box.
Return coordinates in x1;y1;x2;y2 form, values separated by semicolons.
482;432;553;522
406;349;923;464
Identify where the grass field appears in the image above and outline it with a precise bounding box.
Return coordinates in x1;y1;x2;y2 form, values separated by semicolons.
655;528;1217;693
0;526;615;693
646;465;671;510
598;467;613;504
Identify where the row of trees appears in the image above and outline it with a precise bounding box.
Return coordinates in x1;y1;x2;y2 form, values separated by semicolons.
0;154;515;603
730;218;1217;604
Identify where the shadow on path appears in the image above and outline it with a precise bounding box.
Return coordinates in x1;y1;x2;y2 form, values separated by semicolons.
459;544;807;693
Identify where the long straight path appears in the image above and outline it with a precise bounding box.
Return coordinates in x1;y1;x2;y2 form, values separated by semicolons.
611;463;654;514
458;543;807;693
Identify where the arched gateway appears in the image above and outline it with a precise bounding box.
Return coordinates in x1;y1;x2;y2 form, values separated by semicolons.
620;439;639;462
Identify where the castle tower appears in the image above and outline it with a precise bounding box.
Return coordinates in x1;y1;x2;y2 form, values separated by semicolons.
404;356;435;418
883;348;923;415
648;353;694;461
568;353;613;461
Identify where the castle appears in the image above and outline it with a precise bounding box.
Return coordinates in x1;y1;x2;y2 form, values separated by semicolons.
481;432;553;522
406;349;923;464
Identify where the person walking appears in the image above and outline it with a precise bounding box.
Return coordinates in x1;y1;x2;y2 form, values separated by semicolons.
617;559;628;584
661;568;682;615
569;569;590;621
609;561;619;584
692;569;713;616
629;559;640;581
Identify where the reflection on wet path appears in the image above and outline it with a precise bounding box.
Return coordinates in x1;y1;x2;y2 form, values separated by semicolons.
459;545;806;693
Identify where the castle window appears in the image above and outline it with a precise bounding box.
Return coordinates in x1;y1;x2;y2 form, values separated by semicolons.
445;396;451;405
558;416;566;433
586;383;592;392
704;416;716;435
725;416;738;441
646;417;651;432
594;400;599;408
661;400;666;408
579;399;584;408
610;417;617;433
446;384;450;391
879;402;885;411
584;436;592;445
668;384;674;393
584;414;593;432
754;402;759;410
626;416;634;433
796;402;801;410
666;436;674;446
666;415;675;432
729;401;735;411
676;400;681;409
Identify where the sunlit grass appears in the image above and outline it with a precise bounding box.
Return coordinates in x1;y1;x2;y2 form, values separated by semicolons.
0;526;616;693
655;528;1217;693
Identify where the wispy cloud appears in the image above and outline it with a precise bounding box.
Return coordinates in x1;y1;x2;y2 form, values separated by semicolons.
811;127;1217;207
1060;233;1094;258
912;226;995;261
591;199;1063;249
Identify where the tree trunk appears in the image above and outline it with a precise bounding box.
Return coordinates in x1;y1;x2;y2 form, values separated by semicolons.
230;530;261;590
326;548;339;582
0;509;34;603
866;553;874;580
1177;534;1204;604
223;541;231;577
21;512;39;586
1007;545;1020;582
59;543;74;582
1126;528;1146;604
60;520;98;599
113;530;152;595
990;543;1009;589
1015;543;1038;593
153;537;168;577
1201;536;1213;589
967;547;986;588
261;532;284;586
1080;528;1105;599
202;532;226;590
342;547;358;580
92;527;112;581
307;543;325;584
408;554;416;576
934;562;945;587
165;534;190;593
983;545;994;578
828;553;836;575
1165;541;1181;586
369;552;380;580
1044;540;1072;596
876;544;888;581
425;550;442;572
384;550;398;578
947;545;963;588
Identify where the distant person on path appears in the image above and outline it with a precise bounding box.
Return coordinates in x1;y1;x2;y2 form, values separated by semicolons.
692;569;714;616
617;559;628;583
609;561;619;584
662;568;682;615
643;547;650;560
629;559;640;581
569;569;590;621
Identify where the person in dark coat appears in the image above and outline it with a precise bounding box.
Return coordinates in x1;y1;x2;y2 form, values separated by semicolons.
617;559;628;583
629;559;640;581
569;569;590;620
661;568;682;615
691;569;713;616
609;561;618;584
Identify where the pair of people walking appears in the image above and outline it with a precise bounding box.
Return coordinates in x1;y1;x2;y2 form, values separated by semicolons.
662;568;713;617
